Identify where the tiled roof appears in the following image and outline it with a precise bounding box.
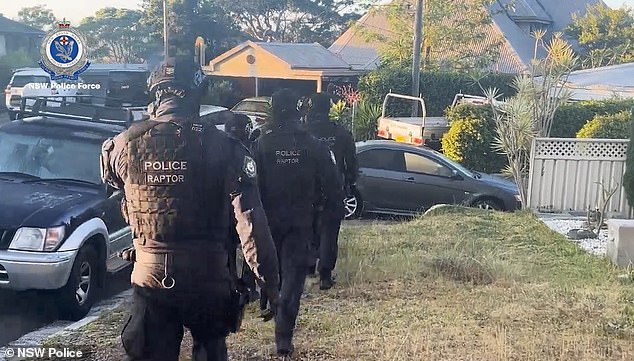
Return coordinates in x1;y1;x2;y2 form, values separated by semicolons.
254;42;351;69
330;0;605;74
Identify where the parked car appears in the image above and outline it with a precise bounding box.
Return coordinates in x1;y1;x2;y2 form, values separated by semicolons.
200;104;233;132
231;96;271;134
0;109;132;321
4;68;81;120
344;140;521;219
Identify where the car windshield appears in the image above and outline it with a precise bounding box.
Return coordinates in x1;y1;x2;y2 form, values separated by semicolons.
12;75;50;87
232;100;269;113
0;130;103;184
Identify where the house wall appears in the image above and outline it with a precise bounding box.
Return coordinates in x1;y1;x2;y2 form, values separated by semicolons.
527;138;632;217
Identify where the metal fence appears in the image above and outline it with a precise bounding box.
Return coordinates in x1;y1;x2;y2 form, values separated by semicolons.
527;138;632;217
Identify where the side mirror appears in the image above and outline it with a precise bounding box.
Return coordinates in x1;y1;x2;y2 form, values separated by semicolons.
450;169;463;180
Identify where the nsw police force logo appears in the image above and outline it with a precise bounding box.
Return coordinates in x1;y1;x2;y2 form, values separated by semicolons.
38;20;91;81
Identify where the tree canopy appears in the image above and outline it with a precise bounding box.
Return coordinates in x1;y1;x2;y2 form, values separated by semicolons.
18;5;57;31
358;0;501;71
140;0;242;59
565;3;634;68
215;0;363;45
79;8;158;64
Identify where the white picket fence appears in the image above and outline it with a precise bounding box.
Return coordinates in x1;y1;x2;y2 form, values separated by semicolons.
527;138;632;217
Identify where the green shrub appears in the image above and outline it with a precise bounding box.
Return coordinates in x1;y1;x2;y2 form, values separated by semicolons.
576;111;632;139
358;64;516;117
203;78;243;108
353;100;382;141
441;104;506;173
551;99;634;138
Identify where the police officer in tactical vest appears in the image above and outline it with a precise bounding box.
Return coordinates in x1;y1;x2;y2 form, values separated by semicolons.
251;88;343;356
100;56;280;361
302;92;358;289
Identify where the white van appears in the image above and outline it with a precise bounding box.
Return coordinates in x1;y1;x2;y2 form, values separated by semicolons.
4;68;81;119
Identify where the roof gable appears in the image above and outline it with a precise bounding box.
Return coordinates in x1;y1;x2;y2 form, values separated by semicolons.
0;16;44;35
330;0;605;74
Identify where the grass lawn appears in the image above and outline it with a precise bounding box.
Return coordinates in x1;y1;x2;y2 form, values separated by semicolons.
38;207;634;360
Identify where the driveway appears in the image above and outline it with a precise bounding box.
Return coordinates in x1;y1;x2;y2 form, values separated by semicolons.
0;267;132;346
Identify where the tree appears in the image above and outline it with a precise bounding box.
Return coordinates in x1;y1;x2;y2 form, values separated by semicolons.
18;5;57;31
485;33;577;208
357;0;501;71
565;3;634;68
215;0;363;45
141;0;241;59
79;8;158;63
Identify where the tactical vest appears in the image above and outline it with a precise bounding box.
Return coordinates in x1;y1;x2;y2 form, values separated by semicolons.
123;120;211;252
256;126;318;223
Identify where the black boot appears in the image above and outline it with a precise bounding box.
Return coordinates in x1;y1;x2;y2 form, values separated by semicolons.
307;263;317;278
276;333;294;356
319;269;335;290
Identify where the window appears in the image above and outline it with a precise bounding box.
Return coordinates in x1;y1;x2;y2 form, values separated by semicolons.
0;131;102;184
11;75;50;87
357;149;405;172
201;110;232;126
404;152;452;177
232;100;269;113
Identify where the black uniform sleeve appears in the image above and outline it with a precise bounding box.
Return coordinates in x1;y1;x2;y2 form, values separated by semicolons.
340;127;358;185
228;144;280;301
314;140;345;219
100;133;127;190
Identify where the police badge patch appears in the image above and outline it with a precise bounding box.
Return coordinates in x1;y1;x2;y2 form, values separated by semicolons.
39;20;91;81
243;156;257;178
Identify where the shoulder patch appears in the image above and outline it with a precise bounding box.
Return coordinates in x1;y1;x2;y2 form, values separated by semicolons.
243;155;257;178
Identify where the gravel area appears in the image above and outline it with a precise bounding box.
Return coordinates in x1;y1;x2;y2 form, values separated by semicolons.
540;218;609;256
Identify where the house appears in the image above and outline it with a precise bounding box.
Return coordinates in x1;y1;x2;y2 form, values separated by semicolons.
329;0;605;74
203;41;362;97
561;62;634;101
0;15;44;58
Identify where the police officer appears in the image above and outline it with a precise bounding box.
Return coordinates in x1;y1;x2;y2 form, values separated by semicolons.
100;56;280;361
302;92;358;290
224;113;253;148
252;88;343;356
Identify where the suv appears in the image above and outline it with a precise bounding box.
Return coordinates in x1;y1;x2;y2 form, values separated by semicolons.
4;69;81;120
0;101;132;321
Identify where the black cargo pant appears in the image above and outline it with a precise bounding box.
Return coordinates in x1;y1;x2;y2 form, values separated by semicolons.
122;285;233;361
269;223;312;342
316;216;342;275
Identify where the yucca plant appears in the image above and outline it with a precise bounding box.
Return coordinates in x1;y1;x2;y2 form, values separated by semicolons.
353;100;382;141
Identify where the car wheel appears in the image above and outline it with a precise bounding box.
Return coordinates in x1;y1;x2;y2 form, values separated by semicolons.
344;190;363;219
473;198;503;211
56;245;99;321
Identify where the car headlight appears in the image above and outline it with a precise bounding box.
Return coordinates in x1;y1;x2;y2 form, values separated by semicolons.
9;226;66;252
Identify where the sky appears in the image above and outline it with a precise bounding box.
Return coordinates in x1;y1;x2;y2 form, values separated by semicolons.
0;0;632;24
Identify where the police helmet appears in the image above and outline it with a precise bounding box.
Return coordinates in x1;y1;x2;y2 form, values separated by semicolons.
270;88;300;122
147;56;207;96
225;113;251;140
307;92;331;114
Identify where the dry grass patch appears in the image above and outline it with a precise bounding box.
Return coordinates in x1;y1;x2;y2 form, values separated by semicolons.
37;207;634;360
